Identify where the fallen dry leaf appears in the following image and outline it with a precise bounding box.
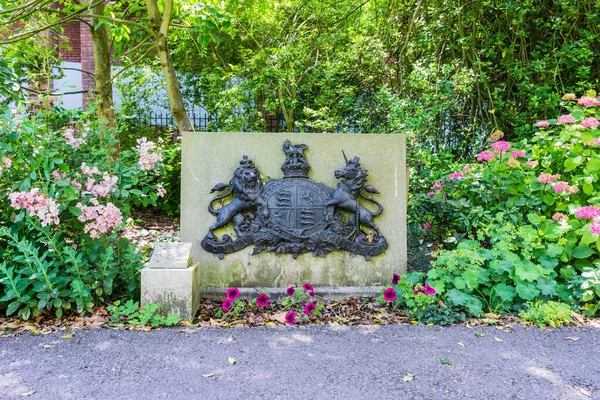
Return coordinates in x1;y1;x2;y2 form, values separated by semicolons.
202;373;215;378
61;334;74;339
457;342;464;347
564;336;580;341
580;388;591;397
402;373;414;383
40;344;55;349
228;357;237;365
227;336;233;342
270;312;287;324
20;390;35;397
494;336;504;343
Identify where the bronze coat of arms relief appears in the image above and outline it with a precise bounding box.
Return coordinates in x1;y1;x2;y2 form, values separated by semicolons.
201;140;388;260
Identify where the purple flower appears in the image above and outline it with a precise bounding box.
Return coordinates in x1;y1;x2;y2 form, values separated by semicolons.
285;311;296;324
226;287;240;300
303;283;315;297
575;206;600;220
304;302;317;316
383;287;397;302
423;284;436;295
222;299;233;312
286;286;296;297
392;274;400;285
256;293;270;307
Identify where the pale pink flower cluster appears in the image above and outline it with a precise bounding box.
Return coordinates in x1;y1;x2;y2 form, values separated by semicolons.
581;117;599;129
551;181;570;193
77;199;123;238
85;172;118;198
535;120;549;128
562;93;577;101
525;160;539;168
491;141;511;153
575;206;600;220
427;191;435;197
0;156;12;175
584;138;600;146
537;173;560;184
578;96;600;107
136;138;163;171
507;158;520;168
477;151;495;162
557;115;576;124
62;128;87;149
552;212;568;222
8;188;60;226
490;130;504;141
432;181;443;191
51;170;83;191
157;183;166;198
591;221;600;235
461;164;473;174
81;163;100;176
510;151;526;158
447;172;464;180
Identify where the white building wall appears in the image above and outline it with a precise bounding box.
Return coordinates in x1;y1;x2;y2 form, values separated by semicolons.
52;62;83;109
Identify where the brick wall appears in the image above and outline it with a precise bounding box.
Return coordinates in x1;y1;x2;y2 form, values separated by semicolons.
58;21;81;62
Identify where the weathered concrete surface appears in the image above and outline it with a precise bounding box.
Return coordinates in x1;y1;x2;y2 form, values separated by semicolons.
141;262;200;320
1;325;598;399
181;132;406;294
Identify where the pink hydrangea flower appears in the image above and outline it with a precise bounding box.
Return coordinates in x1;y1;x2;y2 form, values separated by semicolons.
557;115;576;124
568;186;579;195
552;212;568;222
578;96;600;107
490;130;504;141
525;160;539;168
575;206;600;220
510;151;526;158
581;117;599;129
562;93;577;101
535;120;549;128
62;127;87;149
591;221;600;235
304;302;317;316
136;138;163;171
383;287;397;301
537;173;559;184
461;164;473;174
448;172;464;180
77;200;123;238
427;191;435;197
432;181;443;191
477;151;495;162
156;183;166;198
491;141;511;152
8;188;60;226
551;181;570;193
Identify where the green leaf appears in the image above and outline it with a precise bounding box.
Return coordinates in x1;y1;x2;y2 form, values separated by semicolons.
69;206;82;217
515;283;541;300
546;244;564;257
445;289;469;306
527;213;541;225
494;284;515;302
514;262;542;282
539;255;559;270
536;279;558;296
572;246;594;259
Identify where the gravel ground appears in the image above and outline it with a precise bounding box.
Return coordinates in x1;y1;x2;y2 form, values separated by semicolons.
1;325;599;400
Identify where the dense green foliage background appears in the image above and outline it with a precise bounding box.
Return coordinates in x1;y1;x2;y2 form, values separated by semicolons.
117;0;600;155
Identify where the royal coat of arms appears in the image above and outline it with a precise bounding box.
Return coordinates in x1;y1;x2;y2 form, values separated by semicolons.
201;140;388;260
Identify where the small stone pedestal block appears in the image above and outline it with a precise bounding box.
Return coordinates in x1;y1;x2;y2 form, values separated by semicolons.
141;243;200;321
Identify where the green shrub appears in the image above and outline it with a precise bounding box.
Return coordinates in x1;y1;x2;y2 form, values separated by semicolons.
0;107;166;319
519;301;573;328
107;299;181;327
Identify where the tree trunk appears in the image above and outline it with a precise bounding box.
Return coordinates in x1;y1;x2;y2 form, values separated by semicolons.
89;0;117;130
145;0;193;132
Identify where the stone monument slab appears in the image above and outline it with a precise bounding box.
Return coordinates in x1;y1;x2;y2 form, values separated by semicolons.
147;242;193;269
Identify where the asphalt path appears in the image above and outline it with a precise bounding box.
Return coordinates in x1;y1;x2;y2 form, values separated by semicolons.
1;325;599;400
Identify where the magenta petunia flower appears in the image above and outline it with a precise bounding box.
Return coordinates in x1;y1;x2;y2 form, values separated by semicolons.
222;299;233;312
286;286;296;297
423;284;436;295
510;151;526;158
581;117;600;129
226;287;241;300
557;115;576;124
535;120;549;128
491;141;511;152
383;287;397;302
448;172;464;180
256;293;270;307
392;273;400;285
476;151;495;162
285;310;296;324
304;302;317;316
575;206;600;220
303;283;315;296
